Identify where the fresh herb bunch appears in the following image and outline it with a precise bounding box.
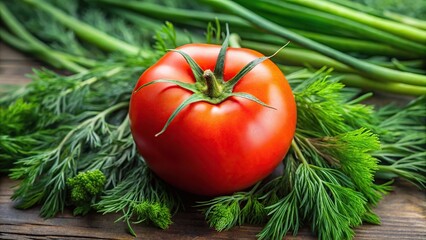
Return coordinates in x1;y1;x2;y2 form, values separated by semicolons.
1;0;425;239
1;0;183;232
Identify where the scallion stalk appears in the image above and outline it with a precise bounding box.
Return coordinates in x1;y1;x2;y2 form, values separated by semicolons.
293;0;426;43
0;2;87;73
23;0;147;58
242;40;425;74
328;0;426;30
238;0;426;54
241;31;418;58
95;0;248;29
338;74;426;96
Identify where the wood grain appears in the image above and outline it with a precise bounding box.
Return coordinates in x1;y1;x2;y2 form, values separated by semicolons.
0;43;425;239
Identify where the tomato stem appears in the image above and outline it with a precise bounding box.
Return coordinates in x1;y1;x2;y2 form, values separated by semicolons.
203;69;224;98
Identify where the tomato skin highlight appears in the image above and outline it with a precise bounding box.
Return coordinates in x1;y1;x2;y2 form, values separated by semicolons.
129;44;296;196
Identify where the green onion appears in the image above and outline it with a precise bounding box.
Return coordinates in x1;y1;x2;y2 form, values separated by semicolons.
237;0;426;54
23;0;145;57
293;0;426;43
328;0;426;30
201;0;426;87
0;2;87;73
241;31;418;58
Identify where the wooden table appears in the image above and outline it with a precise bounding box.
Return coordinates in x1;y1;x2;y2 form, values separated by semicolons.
1;43;425;239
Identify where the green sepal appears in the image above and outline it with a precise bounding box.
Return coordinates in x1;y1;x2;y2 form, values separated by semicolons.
230;92;276;110
133;79;197;93
213;24;230;82
168;49;205;84
155;93;205;137
225;43;289;90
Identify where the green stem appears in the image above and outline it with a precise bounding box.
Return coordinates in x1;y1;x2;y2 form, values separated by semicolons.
280;65;426;96
203;69;224;98
338;74;426;96
59;55;98;69
293;0;426;43
383;12;426;31
291;139;309;165
376;165;424;186
202;0;426;86
23;0;146;58
0;2;87;73
0;29;32;52
1;29;98;69
376;165;400;175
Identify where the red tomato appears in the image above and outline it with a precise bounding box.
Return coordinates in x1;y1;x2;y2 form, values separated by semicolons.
129;43;296;196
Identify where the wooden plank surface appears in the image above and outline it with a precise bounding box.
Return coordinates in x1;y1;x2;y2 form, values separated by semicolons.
0;43;425;239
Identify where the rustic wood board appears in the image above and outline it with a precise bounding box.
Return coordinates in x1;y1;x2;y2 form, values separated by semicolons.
0;43;425;239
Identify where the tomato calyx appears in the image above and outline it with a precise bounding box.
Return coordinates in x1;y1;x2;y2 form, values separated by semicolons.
134;28;286;136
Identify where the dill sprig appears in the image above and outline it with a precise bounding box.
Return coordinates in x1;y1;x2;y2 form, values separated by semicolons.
2;59;184;228
0;99;37;136
374;96;426;188
197;182;267;231
9;101;128;216
308;129;382;204
95;162;181;235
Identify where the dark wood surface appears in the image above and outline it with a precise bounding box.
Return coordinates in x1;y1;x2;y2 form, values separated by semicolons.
0;43;425;239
